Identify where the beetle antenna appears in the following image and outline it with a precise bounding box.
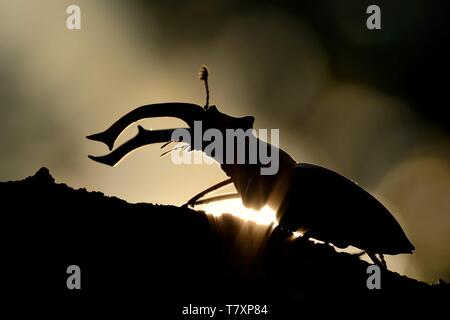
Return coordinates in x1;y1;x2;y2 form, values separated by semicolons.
198;65;210;109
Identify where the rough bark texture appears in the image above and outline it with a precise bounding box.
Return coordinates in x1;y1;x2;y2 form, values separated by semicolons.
1;168;448;316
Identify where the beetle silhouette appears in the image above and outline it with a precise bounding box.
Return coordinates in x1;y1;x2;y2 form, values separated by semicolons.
87;66;414;267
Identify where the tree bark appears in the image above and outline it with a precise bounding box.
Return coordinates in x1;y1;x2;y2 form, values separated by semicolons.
1;167;448;316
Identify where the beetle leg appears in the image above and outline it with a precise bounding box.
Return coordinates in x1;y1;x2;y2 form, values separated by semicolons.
182;178;233;207
378;254;387;268
189;192;240;206
366;251;386;269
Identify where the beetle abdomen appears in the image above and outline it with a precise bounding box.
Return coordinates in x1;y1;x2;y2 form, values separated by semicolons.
277;163;415;255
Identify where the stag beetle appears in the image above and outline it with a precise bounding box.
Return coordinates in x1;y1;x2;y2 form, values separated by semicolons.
87;66;414;267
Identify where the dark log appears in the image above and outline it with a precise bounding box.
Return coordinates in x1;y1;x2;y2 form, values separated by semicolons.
1;168;448;316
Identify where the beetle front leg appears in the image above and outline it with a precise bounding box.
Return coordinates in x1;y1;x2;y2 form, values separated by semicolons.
182;178;233;207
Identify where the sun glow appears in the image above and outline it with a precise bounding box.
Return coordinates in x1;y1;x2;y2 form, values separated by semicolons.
201;199;309;240
202;199;277;226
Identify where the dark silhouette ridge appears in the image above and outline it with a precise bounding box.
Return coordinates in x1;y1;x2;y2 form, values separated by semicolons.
1;168;448;316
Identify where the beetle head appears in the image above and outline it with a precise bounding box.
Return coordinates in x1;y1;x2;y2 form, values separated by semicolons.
203;105;255;132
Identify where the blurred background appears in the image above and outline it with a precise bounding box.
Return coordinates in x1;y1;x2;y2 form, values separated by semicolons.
0;0;448;282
